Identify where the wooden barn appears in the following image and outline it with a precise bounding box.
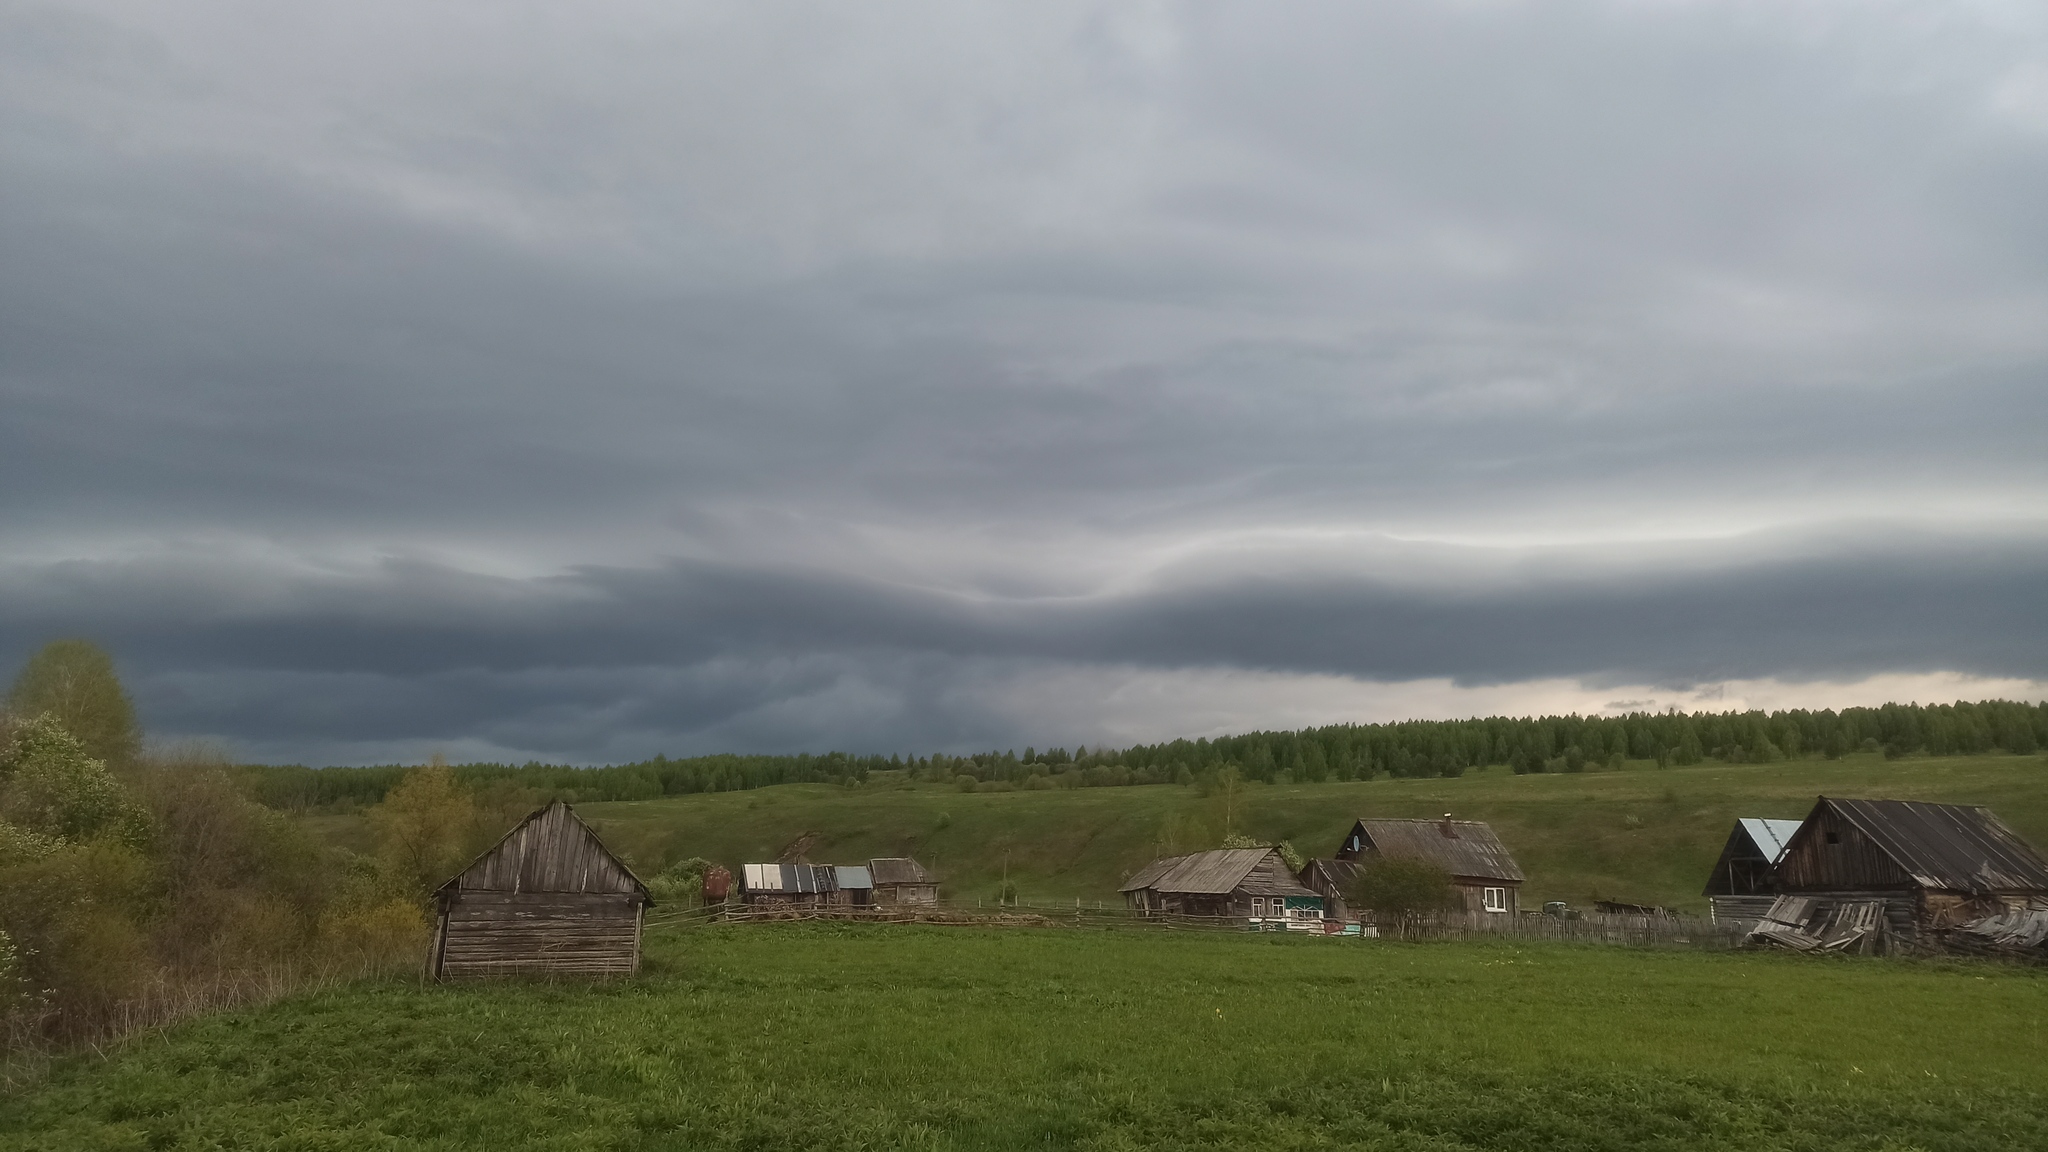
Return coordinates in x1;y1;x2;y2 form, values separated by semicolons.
1304;815;1525;918
431;800;652;980
1701;817;1803;928
1121;847;1325;929
1761;796;2048;949
867;857;938;905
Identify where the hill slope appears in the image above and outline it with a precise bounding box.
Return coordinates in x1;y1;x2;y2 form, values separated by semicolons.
547;752;2048;910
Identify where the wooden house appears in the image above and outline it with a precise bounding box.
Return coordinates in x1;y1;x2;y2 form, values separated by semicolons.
1120;847;1325;929
1701;817;1803;929
1305;815;1524;918
868;857;938;906
1765;797;2048;946
430;800;651;980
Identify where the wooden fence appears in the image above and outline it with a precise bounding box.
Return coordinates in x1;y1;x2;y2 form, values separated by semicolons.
645;900;1746;949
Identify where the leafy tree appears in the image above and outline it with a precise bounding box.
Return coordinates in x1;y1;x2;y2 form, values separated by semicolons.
1276;839;1305;873
368;758;481;899
7;640;141;767
1345;858;1458;930
0;714;143;844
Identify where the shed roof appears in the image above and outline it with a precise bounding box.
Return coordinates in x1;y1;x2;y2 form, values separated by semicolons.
834;866;873;890
1807;797;2048;894
436;800;650;901
1119;848;1318;898
1350;818;1525;883
742;862;843;894
868;858;933;886
1737;818;1804;864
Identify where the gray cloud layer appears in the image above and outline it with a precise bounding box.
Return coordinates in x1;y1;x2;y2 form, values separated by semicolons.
3;2;2045;761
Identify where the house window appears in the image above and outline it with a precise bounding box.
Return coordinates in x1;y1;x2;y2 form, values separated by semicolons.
1251;897;1265;916
1483;887;1509;913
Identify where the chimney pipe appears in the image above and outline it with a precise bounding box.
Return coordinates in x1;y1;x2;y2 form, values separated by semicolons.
1440;813;1456;838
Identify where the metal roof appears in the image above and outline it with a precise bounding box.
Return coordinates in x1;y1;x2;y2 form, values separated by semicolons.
1118;848;1317;898
834;866;873;890
741;862;841;894
1351;818;1525;883
868;858;933;886
1737;818;1804;865
1814;797;2048;895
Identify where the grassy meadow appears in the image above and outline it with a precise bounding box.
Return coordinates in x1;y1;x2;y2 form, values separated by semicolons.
301;751;2048;911
5;922;2045;1150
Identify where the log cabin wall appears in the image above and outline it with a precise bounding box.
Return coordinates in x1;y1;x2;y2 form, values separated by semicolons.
436;892;643;978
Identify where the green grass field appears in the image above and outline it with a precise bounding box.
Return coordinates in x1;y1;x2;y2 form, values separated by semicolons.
352;752;2048;911
5;923;2045;1150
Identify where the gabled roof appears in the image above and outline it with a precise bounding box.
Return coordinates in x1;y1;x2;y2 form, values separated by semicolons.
1806;797;2048;894
868;858;933;886
1349;818;1525;883
1119;847;1317;898
437;800;650;901
1737;818;1804;864
1304;858;1365;890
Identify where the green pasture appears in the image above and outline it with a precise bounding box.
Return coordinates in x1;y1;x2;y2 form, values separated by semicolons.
294;752;2048;910
5;923;2045;1150
528;752;2048;910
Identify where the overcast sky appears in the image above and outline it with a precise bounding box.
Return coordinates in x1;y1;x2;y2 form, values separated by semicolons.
4;1;2046;765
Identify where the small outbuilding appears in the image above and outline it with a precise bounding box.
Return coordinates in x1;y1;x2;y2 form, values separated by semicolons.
738;862;855;909
1765;796;2048;947
868;857;939;906
1307;815;1525;917
431;800;652;980
1701;817;1803;928
1121;847;1325;929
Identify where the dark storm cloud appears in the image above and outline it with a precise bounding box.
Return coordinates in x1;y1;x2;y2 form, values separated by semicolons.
3;2;2046;760
3;526;2042;760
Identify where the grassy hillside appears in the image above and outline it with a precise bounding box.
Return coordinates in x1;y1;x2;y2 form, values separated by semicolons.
302;752;2048;910
6;924;2046;1150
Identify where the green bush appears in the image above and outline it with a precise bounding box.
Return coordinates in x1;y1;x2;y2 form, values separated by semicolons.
1344;858;1458;928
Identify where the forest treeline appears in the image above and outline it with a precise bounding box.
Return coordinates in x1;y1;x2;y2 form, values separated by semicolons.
236;698;2048;811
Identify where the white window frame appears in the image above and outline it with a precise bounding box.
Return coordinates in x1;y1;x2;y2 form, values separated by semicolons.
1251;897;1265;917
1482;887;1509;913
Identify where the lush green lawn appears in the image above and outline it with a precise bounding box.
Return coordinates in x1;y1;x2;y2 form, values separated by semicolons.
5;923;2045;1150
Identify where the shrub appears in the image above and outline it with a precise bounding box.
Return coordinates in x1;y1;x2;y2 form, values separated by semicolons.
648;857;715;905
0;716;145;844
1345;858;1458;930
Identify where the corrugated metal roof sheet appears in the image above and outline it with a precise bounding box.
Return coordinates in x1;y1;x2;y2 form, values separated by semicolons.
742;862;843;894
868;858;933;886
834;866;873;889
1818;798;2048;894
1738;818;1804;865
1353;819;1525;882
